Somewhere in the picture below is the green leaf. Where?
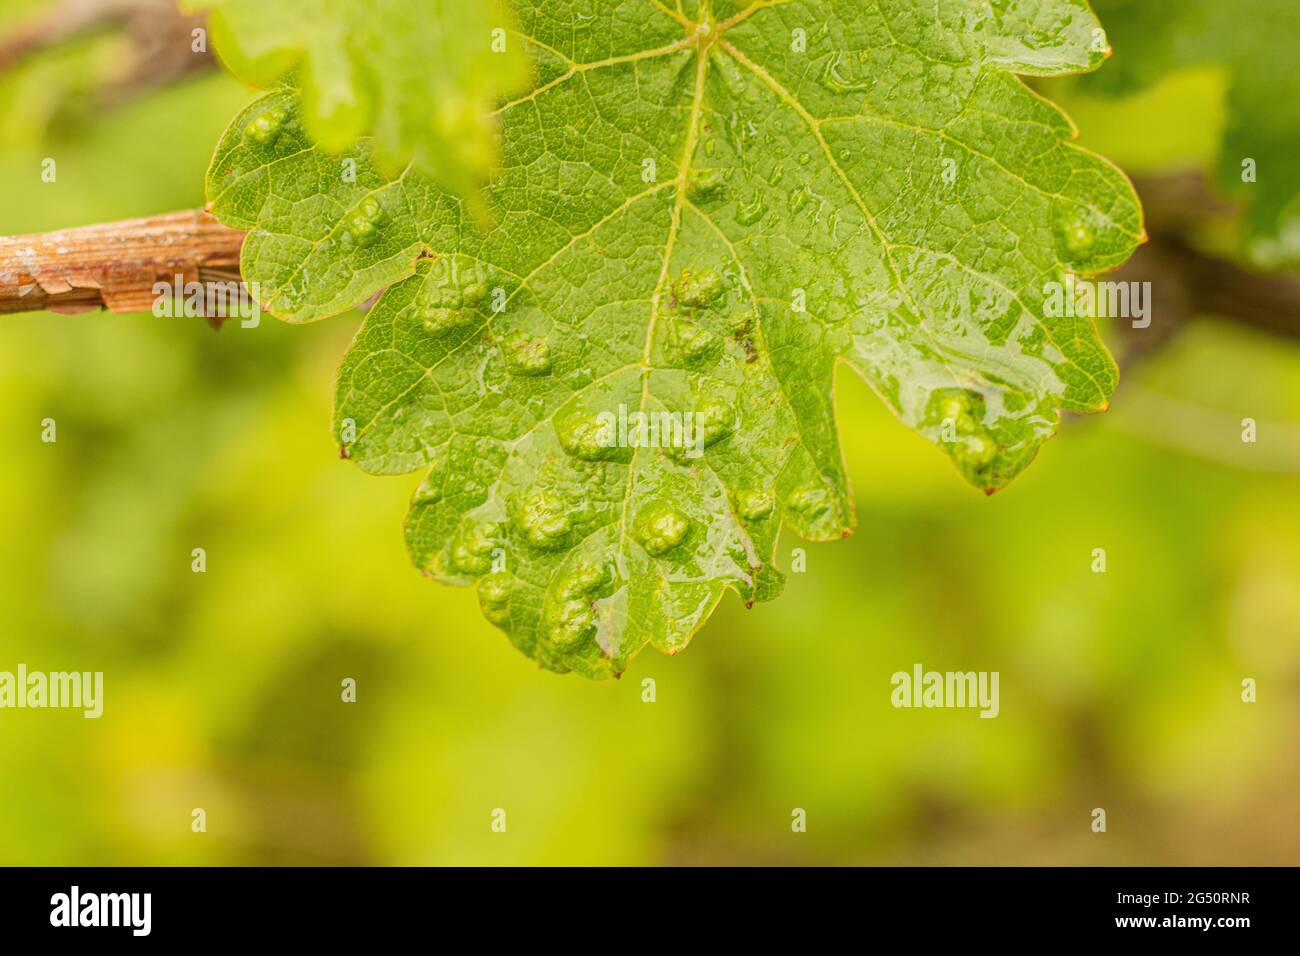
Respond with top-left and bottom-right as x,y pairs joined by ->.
206,0 -> 1142,677
189,0 -> 532,200
1088,0 -> 1300,267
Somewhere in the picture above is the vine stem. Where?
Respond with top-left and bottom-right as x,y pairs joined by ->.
1106,174 -> 1300,366
0,209 -> 245,316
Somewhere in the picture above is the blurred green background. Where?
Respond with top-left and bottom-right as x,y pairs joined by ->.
1,0 -> 1297,865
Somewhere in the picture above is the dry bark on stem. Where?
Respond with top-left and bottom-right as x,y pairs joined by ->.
0,0 -> 213,105
1116,238 -> 1300,340
0,209 -> 245,316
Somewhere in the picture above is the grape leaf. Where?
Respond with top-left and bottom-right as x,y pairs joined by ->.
1088,0 -> 1300,267
205,0 -> 1142,677
188,0 -> 532,202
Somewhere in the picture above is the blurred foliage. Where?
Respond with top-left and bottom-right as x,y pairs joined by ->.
187,0 -> 531,207
1087,0 -> 1300,267
0,0 -> 1297,865
1041,0 -> 1300,268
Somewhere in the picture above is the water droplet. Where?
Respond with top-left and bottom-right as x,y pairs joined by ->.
736,196 -> 767,226
688,168 -> 728,202
674,268 -> 725,310
818,52 -> 871,94
513,489 -> 571,551
789,186 -> 813,213
503,331 -> 553,376
634,500 -> 691,557
727,112 -> 758,152
798,153 -> 811,166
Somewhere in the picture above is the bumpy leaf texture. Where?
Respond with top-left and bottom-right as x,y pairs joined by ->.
188,0 -> 532,201
1089,0 -> 1300,267
206,0 -> 1142,677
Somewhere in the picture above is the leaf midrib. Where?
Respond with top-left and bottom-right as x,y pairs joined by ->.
613,16 -> 714,580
